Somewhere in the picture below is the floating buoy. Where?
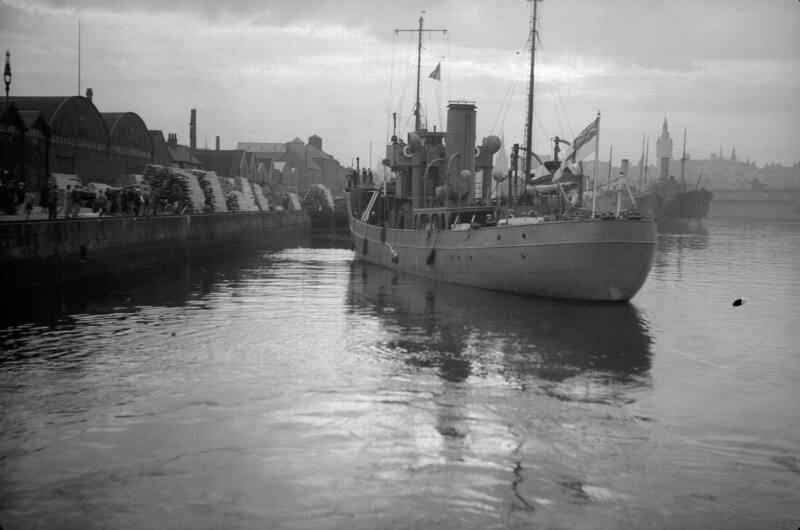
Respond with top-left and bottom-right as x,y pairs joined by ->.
732,298 -> 744,307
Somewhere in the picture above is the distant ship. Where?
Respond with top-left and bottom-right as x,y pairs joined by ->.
634,179 -> 713,229
635,127 -> 713,228
347,7 -> 657,302
593,127 -> 713,230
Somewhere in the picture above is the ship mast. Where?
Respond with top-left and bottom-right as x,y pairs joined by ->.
395,15 -> 446,132
524,0 -> 540,179
680,126 -> 687,187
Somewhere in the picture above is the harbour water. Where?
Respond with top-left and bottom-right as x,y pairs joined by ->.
1,220 -> 799,529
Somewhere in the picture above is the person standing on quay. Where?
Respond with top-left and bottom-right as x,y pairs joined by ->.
47,185 -> 59,219
70,185 -> 81,218
63,185 -> 72,218
120,188 -> 128,215
131,186 -> 142,216
23,187 -> 35,219
94,189 -> 107,217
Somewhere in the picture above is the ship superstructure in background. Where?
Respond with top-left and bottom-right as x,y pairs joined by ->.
347,6 -> 657,302
634,120 -> 713,228
592,119 -> 713,230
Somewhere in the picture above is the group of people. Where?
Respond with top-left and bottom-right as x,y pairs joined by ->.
101,186 -> 152,217
0,177 -> 36,218
0,173 -> 159,220
37,182 -> 85,219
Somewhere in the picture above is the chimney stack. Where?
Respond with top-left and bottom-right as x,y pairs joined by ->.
215,136 -> 220,151
85,88 -> 93,102
167,133 -> 177,147
189,109 -> 197,152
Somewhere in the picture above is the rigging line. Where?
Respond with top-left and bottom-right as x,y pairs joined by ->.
446,30 -> 451,118
534,111 -> 551,153
534,10 -> 575,142
557,91 -> 574,139
394,32 -> 415,124
492,54 -> 525,135
435,64 -> 444,131
491,48 -> 526,133
387,31 -> 397,144
492,17 -> 530,135
544,38 -> 574,138
533,37 -> 567,143
426,32 -> 447,131
550,82 -> 564,138
491,77 -> 517,134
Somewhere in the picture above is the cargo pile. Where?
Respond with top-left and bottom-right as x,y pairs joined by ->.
192,171 -> 218,213
302,184 -> 334,217
143,165 -> 196,212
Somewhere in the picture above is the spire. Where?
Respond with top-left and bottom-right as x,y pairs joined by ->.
656,116 -> 673,161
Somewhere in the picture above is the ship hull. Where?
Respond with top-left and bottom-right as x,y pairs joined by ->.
596,188 -> 713,230
350,216 -> 657,302
635,188 -> 713,224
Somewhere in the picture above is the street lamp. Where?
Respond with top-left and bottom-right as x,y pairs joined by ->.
3,50 -> 11,105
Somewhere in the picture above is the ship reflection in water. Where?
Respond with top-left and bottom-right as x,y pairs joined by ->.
347,263 -> 652,397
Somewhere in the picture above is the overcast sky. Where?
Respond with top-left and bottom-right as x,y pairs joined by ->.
2,0 -> 799,168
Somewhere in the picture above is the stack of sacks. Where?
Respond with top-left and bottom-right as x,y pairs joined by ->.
252,182 -> 271,210
232,177 -> 260,212
201,172 -> 228,213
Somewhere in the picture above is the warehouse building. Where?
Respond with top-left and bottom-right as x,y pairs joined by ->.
1,93 -> 154,189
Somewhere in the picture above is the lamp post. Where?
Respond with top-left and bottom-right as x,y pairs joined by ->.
3,50 -> 11,105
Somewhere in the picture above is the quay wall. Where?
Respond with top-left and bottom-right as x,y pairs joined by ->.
0,211 -> 310,290
708,189 -> 800,220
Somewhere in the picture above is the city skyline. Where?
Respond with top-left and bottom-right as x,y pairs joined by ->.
2,0 -> 798,168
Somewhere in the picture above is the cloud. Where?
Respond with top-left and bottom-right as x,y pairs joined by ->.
2,0 -> 798,166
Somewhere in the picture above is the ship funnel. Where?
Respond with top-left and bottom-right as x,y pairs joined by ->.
621,159 -> 630,180
475,135 -> 502,202
445,102 -> 476,201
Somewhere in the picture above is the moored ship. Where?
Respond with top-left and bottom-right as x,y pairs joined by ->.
347,7 -> 657,302
636,126 -> 713,228
635,180 -> 713,228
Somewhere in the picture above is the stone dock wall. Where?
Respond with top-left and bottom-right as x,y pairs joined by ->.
0,211 -> 310,290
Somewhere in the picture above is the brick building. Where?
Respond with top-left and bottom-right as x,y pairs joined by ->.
237,136 -> 346,196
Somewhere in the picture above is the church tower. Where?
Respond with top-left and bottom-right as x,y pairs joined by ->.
656,117 -> 673,180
